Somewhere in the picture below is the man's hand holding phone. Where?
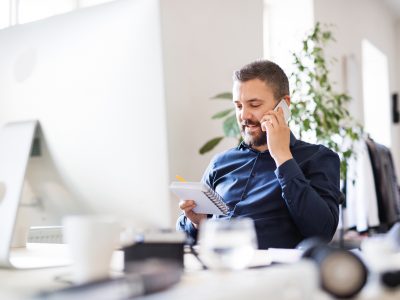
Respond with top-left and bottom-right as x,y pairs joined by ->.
260,100 -> 293,167
179,200 -> 207,229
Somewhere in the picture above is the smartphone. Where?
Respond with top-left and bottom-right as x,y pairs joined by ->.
274,99 -> 290,123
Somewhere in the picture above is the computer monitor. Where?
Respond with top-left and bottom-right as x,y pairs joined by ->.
0,0 -> 171,259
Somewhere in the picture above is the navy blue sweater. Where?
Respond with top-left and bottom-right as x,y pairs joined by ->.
177,133 -> 341,249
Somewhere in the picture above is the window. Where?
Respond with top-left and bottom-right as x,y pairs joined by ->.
0,1 -> 10,29
362,39 -> 391,147
78,0 -> 114,8
263,0 -> 314,74
18,0 -> 77,24
0,0 -> 116,27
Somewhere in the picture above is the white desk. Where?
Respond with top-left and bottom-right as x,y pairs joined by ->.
0,243 -> 123,300
1,244 -> 400,300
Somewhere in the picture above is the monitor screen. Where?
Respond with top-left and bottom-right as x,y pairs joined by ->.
0,0 -> 171,232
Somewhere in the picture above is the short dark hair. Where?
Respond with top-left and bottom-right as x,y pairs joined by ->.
233,60 -> 289,101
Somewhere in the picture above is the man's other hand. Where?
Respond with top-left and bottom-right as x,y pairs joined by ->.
179,200 -> 207,229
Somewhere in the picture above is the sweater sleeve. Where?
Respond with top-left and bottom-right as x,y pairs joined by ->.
275,147 -> 341,240
176,214 -> 199,241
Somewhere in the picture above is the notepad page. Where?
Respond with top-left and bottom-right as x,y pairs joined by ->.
170,182 -> 228,215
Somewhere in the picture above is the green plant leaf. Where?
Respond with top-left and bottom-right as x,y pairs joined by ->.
303,119 -> 311,131
288,22 -> 364,180
211,108 -> 234,119
223,115 -> 240,137
199,137 -> 224,154
211,92 -> 233,100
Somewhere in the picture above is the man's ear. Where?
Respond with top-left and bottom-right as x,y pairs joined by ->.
283,95 -> 290,107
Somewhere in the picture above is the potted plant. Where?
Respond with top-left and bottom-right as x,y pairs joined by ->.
199,22 -> 362,180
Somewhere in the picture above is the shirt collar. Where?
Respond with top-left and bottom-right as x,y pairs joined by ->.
237,131 -> 297,150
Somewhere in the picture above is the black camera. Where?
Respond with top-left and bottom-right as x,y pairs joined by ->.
298,238 -> 368,299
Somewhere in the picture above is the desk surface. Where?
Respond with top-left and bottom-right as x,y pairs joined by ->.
1,244 -> 400,300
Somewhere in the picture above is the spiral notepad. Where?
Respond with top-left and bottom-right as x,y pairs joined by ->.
170,182 -> 229,215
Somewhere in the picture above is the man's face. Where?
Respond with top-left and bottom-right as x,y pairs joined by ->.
233,79 -> 277,147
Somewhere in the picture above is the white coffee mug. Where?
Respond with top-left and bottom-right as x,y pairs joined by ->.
63,215 -> 120,284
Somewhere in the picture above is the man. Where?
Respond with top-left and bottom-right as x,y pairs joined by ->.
177,60 -> 341,249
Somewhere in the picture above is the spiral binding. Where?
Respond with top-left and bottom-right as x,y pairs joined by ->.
203,187 -> 229,215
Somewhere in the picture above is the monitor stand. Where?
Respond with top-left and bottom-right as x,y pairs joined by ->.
0,121 -> 71,269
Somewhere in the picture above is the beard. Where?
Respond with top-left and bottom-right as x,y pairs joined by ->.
240,119 -> 267,147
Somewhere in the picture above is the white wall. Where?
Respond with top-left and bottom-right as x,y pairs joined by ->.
160,0 -> 264,224
313,0 -> 400,175
397,21 -> 400,92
